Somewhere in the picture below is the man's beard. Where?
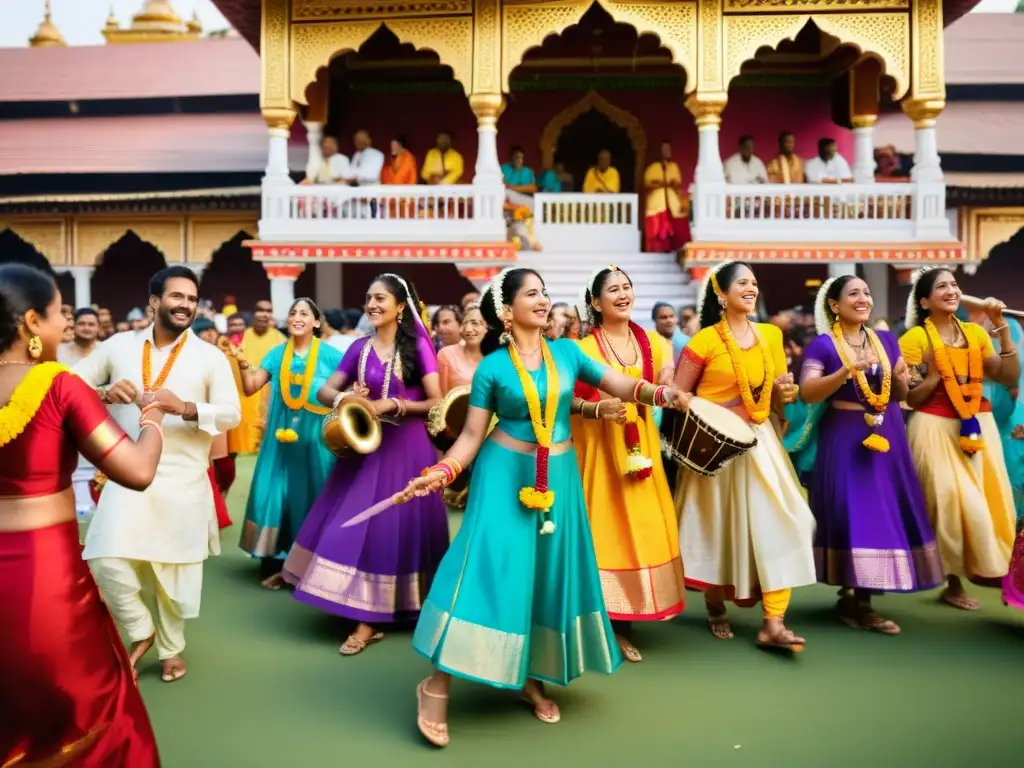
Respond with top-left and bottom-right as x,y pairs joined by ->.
157,305 -> 194,332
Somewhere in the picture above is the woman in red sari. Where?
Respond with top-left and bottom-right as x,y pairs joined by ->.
0,263 -> 167,767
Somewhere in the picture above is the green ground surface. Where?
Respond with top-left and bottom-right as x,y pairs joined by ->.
138,456 -> 1022,767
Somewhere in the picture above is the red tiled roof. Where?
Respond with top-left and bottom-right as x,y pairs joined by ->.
875,101 -> 1024,155
0,112 -> 305,175
945,13 -> 1024,85
0,37 -> 258,104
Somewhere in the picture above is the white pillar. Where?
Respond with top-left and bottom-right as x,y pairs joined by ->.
694,119 -> 725,183
265,264 -> 303,325
828,263 -> 857,279
314,262 -> 343,309
469,93 -> 505,187
851,116 -> 877,184
261,109 -> 296,189
903,101 -> 944,184
304,121 -> 324,181
861,263 -> 890,320
67,266 -> 94,309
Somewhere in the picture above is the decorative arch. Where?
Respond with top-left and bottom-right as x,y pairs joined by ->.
0,220 -> 67,265
75,220 -> 183,267
539,90 -> 647,191
290,18 -> 474,103
722,13 -> 909,98
502,0 -> 696,92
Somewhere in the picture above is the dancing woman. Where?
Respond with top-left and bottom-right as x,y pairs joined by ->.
283,274 -> 449,655
0,263 -> 167,767
398,267 -> 689,747
674,261 -> 815,651
898,268 -> 1020,610
797,276 -> 943,633
571,265 -> 685,662
234,298 -> 342,588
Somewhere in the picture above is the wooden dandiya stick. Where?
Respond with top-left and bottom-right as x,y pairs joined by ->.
341,492 -> 405,528
960,294 -> 1024,320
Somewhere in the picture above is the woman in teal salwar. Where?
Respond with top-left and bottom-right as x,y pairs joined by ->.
398,268 -> 690,747
232,298 -> 341,588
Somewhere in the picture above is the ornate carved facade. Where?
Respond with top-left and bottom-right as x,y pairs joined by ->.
262,0 -> 945,123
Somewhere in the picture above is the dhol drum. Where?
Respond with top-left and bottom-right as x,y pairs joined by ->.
662,397 -> 758,477
322,395 -> 383,459
427,386 -> 472,502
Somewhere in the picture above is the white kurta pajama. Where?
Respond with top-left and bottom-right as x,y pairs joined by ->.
76,327 -> 241,660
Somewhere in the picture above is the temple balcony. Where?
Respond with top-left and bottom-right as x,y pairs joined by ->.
689,179 -> 954,244
258,183 -> 506,243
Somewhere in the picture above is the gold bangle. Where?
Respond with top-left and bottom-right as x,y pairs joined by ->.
636,382 -> 658,406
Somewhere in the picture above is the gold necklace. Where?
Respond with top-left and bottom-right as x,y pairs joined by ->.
511,339 -> 541,357
0,360 -> 35,367
598,327 -> 639,369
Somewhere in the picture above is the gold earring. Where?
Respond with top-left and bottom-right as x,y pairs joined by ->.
28,335 -> 42,359
397,309 -> 404,323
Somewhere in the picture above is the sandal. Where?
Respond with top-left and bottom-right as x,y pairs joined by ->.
339,630 -> 384,656
129,634 -> 155,684
858,609 -> 901,635
836,597 -> 860,630
940,590 -> 980,611
520,681 -> 560,724
756,624 -> 806,653
160,658 -> 188,683
416,678 -> 449,747
260,572 -> 285,591
616,635 -> 643,663
707,610 -> 734,640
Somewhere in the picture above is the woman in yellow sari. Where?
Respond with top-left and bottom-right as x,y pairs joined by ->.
899,267 -> 1020,610
571,266 -> 684,662
674,261 -> 816,651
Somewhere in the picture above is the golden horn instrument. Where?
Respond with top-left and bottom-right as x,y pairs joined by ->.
322,395 -> 383,458
960,295 -> 1024,320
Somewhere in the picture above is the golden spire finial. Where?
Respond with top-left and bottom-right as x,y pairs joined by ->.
30,0 -> 67,48
105,5 -> 119,30
186,10 -> 203,34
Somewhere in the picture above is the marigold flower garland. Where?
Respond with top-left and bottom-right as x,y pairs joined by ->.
924,317 -> 984,454
277,337 -> 331,443
831,322 -> 892,453
593,323 -> 655,480
0,362 -> 68,449
715,320 -> 773,424
142,334 -> 187,392
508,339 -> 559,534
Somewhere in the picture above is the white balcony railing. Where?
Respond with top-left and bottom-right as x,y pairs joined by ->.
533,193 -> 641,253
258,183 -> 506,243
691,181 -> 954,243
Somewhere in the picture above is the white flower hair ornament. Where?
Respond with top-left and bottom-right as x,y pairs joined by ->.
576,265 -> 620,326
695,260 -> 735,320
814,277 -> 838,336
904,266 -> 941,328
487,266 -> 515,344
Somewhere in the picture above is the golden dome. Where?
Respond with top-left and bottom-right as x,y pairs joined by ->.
29,1 -> 66,48
130,1 -> 184,33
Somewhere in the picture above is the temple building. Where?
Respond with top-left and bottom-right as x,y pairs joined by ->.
3,1 -> 1014,323
211,0 -> 976,322
876,11 -> 1024,309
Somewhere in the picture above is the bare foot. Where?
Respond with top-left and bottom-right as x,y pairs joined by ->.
416,676 -> 450,747
521,680 -> 560,723
756,619 -> 806,652
615,634 -> 642,663
129,634 -> 155,683
160,656 -> 187,683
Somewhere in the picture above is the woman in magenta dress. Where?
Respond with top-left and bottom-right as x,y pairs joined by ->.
0,263 -> 168,767
283,273 -> 449,655
1006,531 -> 1024,611
798,275 -> 943,633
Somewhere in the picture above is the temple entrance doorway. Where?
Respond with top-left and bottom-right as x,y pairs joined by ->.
555,108 -> 636,193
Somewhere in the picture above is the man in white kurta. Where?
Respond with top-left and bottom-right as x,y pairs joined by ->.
76,300 -> 240,680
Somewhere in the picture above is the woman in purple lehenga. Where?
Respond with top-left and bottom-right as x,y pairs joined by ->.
283,273 -> 449,655
798,276 -> 944,634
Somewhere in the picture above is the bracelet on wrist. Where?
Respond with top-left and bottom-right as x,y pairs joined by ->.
990,323 -> 1008,335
